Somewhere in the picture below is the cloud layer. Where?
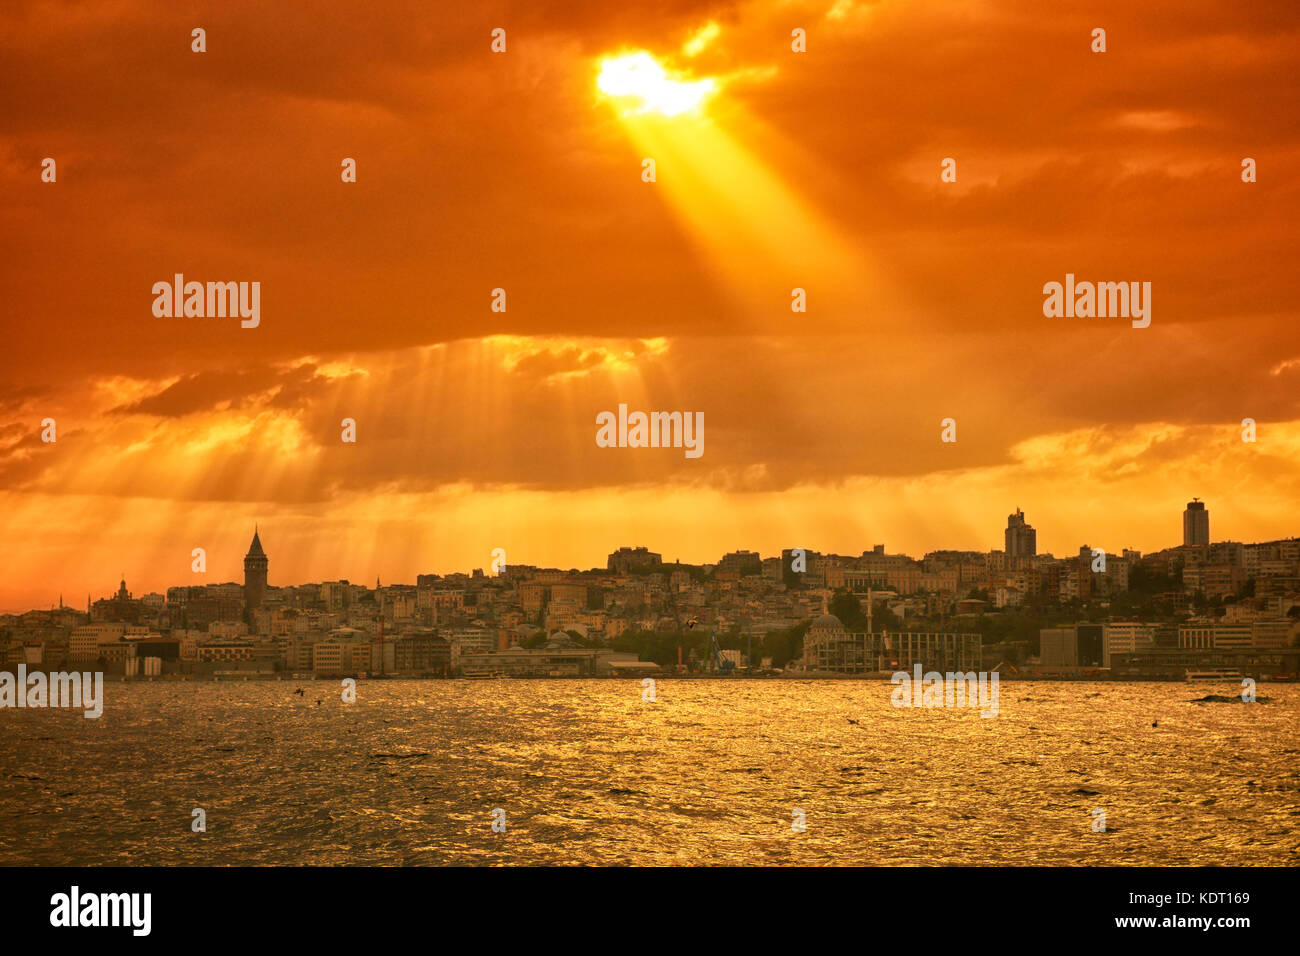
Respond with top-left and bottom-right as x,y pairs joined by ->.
1,0 -> 1297,608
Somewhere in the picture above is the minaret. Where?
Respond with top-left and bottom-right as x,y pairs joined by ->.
244,527 -> 269,614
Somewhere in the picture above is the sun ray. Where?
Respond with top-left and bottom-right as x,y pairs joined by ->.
595,48 -> 892,331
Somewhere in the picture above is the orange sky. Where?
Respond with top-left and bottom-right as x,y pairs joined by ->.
2,0 -> 1299,610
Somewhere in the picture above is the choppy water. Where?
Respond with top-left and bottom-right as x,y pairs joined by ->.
1,679 -> 1297,865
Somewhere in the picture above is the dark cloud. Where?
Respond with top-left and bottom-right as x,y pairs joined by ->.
0,0 -> 1295,531
110,363 -> 337,417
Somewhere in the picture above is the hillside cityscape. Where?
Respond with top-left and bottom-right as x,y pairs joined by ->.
4,500 -> 1299,682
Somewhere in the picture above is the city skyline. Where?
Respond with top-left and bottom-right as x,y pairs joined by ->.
13,513 -> 1296,686
9,497 -> 1298,614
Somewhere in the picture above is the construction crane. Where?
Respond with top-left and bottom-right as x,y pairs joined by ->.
689,618 -> 734,675
711,632 -> 735,674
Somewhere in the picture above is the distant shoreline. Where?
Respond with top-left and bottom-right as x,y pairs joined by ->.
2,670 -> 1288,684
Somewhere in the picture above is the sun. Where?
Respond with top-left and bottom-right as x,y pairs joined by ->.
596,51 -> 716,117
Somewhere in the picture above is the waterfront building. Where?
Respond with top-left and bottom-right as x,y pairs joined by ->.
1038,625 -> 1104,668
884,631 -> 982,672
800,613 -> 872,673
795,614 -> 982,675
1102,622 -> 1157,667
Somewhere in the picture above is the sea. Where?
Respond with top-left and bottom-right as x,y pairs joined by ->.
1,679 -> 1297,865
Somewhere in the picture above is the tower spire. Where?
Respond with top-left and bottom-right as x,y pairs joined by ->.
244,526 -> 269,617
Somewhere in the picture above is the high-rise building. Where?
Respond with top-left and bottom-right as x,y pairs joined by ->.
1005,508 -> 1037,559
1183,498 -> 1209,547
244,528 -> 268,613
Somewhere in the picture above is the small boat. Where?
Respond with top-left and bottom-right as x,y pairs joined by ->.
461,669 -> 499,679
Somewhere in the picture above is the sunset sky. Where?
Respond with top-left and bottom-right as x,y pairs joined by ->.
2,0 -> 1299,611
